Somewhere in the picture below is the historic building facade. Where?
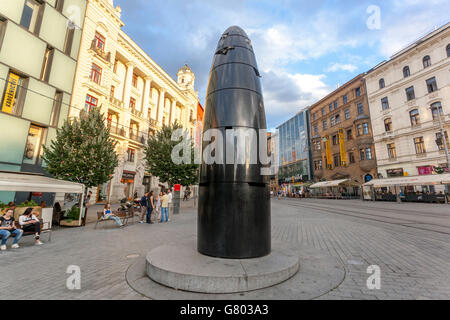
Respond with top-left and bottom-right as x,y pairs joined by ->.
70,0 -> 200,203
277,110 -> 312,191
365,23 -> 450,178
0,0 -> 86,204
309,74 -> 377,184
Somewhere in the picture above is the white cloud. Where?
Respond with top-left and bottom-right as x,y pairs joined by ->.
326,63 -> 358,72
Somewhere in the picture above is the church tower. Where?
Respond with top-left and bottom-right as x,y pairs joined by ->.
177,64 -> 195,91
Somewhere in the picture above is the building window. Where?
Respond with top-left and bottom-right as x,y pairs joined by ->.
329,103 -> 333,112
447,44 -> 450,57
322,120 -> 327,130
379,78 -> 385,89
355,87 -> 361,97
50,91 -> 63,127
431,102 -> 443,121
414,137 -> 426,154
334,154 -> 341,167
344,108 -> 350,120
90,63 -> 102,84
333,100 -> 338,109
330,116 -> 335,127
20,0 -> 41,33
426,77 -> 438,93
129,97 -> 136,110
405,86 -> 415,101
23,124 -> 45,165
335,114 -> 340,124
321,108 -> 325,116
360,148 -> 372,160
312,112 -> 317,121
362,122 -> 369,135
343,95 -> 348,104
436,132 -> 449,151
40,46 -> 54,82
132,74 -> 138,87
409,109 -> 420,126
110,86 -> 115,98
127,148 -> 135,162
403,66 -> 410,78
381,97 -> 389,110
356,124 -> 362,136
347,129 -> 353,140
357,103 -> 364,115
313,124 -> 319,135
313,141 -> 321,151
85,95 -> 97,112
332,135 -> 338,145
387,143 -> 397,159
423,55 -> 431,68
64,26 -> 75,55
94,32 -> 106,50
384,118 -> 392,132
349,152 -> 355,164
1,72 -> 26,116
55,0 -> 65,12
314,160 -> 323,170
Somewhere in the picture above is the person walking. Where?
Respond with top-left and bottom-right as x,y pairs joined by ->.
19,208 -> 43,245
146,191 -> 155,224
0,208 -> 23,250
160,191 -> 169,223
139,192 -> 149,224
167,188 -> 173,222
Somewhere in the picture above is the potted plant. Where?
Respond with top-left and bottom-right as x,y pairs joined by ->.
60,206 -> 84,227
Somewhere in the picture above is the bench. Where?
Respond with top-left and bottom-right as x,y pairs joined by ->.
0,220 -> 52,242
95,211 -> 126,229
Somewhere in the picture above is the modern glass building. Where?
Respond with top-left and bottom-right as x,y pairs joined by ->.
277,109 -> 313,185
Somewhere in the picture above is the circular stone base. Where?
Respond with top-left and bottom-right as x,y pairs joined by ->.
146,241 -> 300,294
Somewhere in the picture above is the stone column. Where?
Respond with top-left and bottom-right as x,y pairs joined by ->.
157,88 -> 166,126
123,62 -> 135,136
170,99 -> 177,124
142,76 -> 152,117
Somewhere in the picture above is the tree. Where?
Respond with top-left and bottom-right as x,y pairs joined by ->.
42,108 -> 119,191
144,121 -> 199,187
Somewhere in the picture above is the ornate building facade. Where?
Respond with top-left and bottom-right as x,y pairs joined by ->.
365,23 -> 450,179
70,0 -> 200,203
309,74 -> 377,184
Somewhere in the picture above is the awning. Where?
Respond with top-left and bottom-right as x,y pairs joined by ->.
0,171 -> 84,193
363,173 -> 450,188
310,179 -> 352,188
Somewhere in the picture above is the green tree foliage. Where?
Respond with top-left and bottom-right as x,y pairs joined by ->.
144,121 -> 199,187
42,109 -> 118,189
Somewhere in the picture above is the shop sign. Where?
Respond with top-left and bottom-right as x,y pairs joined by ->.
2,73 -> 20,114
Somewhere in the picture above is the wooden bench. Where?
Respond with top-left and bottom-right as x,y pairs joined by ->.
95,211 -> 125,229
0,220 -> 52,242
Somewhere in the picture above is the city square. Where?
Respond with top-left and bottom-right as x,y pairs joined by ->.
0,0 -> 449,307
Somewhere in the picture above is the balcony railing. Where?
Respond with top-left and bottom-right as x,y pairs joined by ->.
148,118 -> 158,128
129,132 -> 146,144
109,96 -> 124,109
90,39 -> 111,62
108,125 -> 125,137
131,108 -> 144,118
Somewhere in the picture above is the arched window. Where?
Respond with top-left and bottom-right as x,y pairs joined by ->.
379,78 -> 385,89
423,55 -> 431,68
409,109 -> 420,126
384,118 -> 392,132
403,66 -> 410,78
431,102 -> 443,121
447,44 -> 450,57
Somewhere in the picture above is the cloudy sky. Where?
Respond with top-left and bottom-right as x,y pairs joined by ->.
114,0 -> 449,130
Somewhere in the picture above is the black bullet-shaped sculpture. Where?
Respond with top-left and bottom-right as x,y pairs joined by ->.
198,26 -> 271,259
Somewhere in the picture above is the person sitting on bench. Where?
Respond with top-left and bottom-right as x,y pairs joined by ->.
0,208 -> 23,251
19,208 -> 43,246
103,203 -> 124,228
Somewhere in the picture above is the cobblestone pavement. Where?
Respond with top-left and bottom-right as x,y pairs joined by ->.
0,198 -> 449,300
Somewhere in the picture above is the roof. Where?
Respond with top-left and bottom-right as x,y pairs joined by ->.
178,64 -> 192,73
363,174 -> 450,187
0,171 -> 84,194
310,179 -> 359,188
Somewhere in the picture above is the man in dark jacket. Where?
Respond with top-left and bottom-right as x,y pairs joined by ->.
139,193 -> 149,224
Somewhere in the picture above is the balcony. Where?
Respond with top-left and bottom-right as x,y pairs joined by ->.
109,96 -> 124,109
148,118 -> 159,128
356,136 -> 374,147
131,108 -> 144,119
129,133 -> 146,144
90,40 -> 111,63
108,125 -> 125,138
359,159 -> 376,172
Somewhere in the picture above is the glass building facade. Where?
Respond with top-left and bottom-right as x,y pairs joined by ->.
277,110 -> 313,182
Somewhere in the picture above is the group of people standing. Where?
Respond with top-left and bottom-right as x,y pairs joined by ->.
139,189 -> 172,224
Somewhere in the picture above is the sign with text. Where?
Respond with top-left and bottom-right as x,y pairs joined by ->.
2,72 -> 20,114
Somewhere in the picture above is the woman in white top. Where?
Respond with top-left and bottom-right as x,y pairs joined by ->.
155,192 -> 162,221
19,207 -> 43,245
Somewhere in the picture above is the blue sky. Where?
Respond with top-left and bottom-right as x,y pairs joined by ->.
114,0 -> 449,130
